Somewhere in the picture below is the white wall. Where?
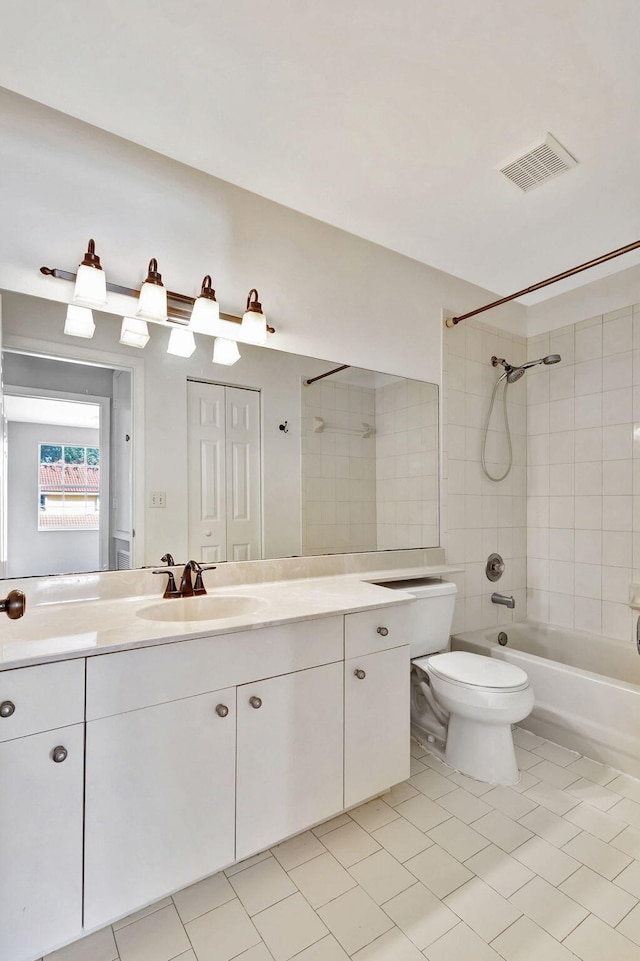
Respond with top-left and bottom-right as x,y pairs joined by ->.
7,421 -> 99,576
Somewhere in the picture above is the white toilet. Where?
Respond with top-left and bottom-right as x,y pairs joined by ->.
388,578 -> 534,785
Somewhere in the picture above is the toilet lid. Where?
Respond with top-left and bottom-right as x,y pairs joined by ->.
418,651 -> 529,691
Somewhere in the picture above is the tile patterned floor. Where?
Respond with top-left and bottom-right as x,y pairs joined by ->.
44,730 -> 640,961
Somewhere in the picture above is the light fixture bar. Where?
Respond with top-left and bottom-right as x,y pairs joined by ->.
40,266 -> 276,332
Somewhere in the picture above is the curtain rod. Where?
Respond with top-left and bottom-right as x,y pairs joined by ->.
304,364 -> 350,385
445,239 -> 640,327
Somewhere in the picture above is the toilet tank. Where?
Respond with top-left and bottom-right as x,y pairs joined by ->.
378,578 -> 458,658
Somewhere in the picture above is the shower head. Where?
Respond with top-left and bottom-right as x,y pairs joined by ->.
506,367 -> 526,383
543,354 -> 561,364
492,353 -> 562,383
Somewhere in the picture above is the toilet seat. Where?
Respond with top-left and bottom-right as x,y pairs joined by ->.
412,651 -> 529,693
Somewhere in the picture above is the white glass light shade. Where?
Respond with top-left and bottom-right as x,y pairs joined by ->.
136,281 -> 167,322
213,337 -> 241,366
64,304 -> 95,338
120,316 -> 150,349
73,263 -> 107,308
167,327 -> 196,357
240,307 -> 268,345
189,294 -> 221,334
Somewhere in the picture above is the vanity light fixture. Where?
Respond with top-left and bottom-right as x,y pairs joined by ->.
240,289 -> 268,345
73,239 -> 107,308
212,337 -> 241,366
64,304 -> 95,338
167,327 -> 196,358
120,316 -> 150,349
189,275 -> 220,333
136,259 -> 167,322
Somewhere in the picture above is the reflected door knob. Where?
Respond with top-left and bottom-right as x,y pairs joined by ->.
249,696 -> 262,709
377,626 -> 389,636
215,704 -> 229,717
51,746 -> 68,763
354,669 -> 366,680
204,531 -> 212,537
0,700 -> 15,718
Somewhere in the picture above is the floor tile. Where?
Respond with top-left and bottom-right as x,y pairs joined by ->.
610,799 -> 640,832
434,787 -> 492,824
532,742 -> 580,767
443,876 -> 522,942
225,851 -> 272,878
410,738 -> 428,758
564,913 -> 640,961
114,904 -> 190,961
524,781 -> 580,816
410,757 -> 428,776
312,813 -> 352,837
565,757 -> 619,786
348,798 -> 400,833
423,920 -> 502,961
510,770 -> 542,794
447,770 -> 495,796
271,831 -> 326,872
173,952 -> 197,961
465,844 -> 534,898
615,861 -> 640,899
287,935 -> 349,960
528,759 -> 581,790
512,729 -> 546,751
384,782 -> 419,807
421,754 -> 455,777
349,849 -> 416,904
317,887 -> 393,955
491,915 -> 578,961
288,852 -> 356,909
560,866 -> 637,926
254,893 -> 328,961
514,746 -> 542,771
567,778 -> 622,812
512,835 -> 581,885
519,807 -> 581,848
232,946 -> 273,961
320,820 -> 381,867
382,883 -> 458,950
473,810 -> 534,853
408,768 -> 457,800
173,873 -> 235,924
565,802 -> 627,843
371,816 -> 433,862
428,816 -> 490,861
44,927 -> 119,961
617,903 -> 640,948
394,794 -> 451,832
404,845 -> 473,899
482,786 -> 538,820
563,831 -> 633,880
612,828 -> 640,860
113,898 -> 173,932
186,899 -> 261,961
509,876 -> 588,940
351,926 -> 426,960
229,857 -> 297,916
608,776 -> 640,805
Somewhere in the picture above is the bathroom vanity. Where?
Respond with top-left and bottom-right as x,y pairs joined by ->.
0,564 -> 459,961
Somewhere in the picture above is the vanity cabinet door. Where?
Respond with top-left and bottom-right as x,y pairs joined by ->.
84,688 -> 236,930
344,645 -> 410,808
236,662 -> 344,860
0,724 -> 84,961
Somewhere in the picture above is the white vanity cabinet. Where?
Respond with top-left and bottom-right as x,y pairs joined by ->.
236,661 -> 344,860
0,661 -> 85,961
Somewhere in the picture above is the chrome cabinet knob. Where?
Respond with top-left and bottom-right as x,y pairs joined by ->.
216,704 -> 229,717
0,700 -> 15,718
51,745 -> 68,763
354,669 -> 366,680
249,696 -> 262,709
377,626 -> 389,636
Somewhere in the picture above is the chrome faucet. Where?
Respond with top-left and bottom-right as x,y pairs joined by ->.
154,559 -> 217,598
491,592 -> 515,609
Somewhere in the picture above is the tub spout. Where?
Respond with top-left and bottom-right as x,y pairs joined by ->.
492,592 -> 515,609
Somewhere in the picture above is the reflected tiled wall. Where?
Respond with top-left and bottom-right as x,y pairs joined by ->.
442,319 -> 528,633
526,304 -> 639,640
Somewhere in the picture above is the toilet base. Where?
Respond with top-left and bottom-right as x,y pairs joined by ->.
445,714 -> 519,785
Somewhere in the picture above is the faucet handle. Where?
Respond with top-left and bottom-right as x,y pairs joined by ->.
153,569 -> 179,598
193,564 -> 217,595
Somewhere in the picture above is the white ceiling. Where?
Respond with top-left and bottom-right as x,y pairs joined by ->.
1,0 -> 639,303
4,395 -> 100,429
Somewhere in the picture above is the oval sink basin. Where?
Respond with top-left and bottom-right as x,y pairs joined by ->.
137,595 -> 267,623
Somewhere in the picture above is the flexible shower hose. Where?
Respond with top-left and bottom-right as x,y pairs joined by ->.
481,372 -> 512,482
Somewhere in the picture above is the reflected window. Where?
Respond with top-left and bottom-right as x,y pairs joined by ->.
38,444 -> 100,530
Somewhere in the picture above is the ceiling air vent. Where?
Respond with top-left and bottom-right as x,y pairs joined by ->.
498,133 -> 578,193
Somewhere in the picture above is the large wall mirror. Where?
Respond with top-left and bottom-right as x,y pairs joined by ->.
0,290 -> 439,578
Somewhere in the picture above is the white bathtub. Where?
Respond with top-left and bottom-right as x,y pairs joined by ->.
452,620 -> 640,779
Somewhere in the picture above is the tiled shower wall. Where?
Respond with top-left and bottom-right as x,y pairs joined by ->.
442,319 -> 528,633
526,304 -> 640,641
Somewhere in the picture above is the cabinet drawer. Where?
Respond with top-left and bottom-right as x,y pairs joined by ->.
0,660 -> 85,743
87,616 -> 343,719
344,604 -> 415,658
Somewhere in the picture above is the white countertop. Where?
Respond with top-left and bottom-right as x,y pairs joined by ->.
0,565 -> 462,670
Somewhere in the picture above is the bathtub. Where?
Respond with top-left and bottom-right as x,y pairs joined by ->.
452,620 -> 640,780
